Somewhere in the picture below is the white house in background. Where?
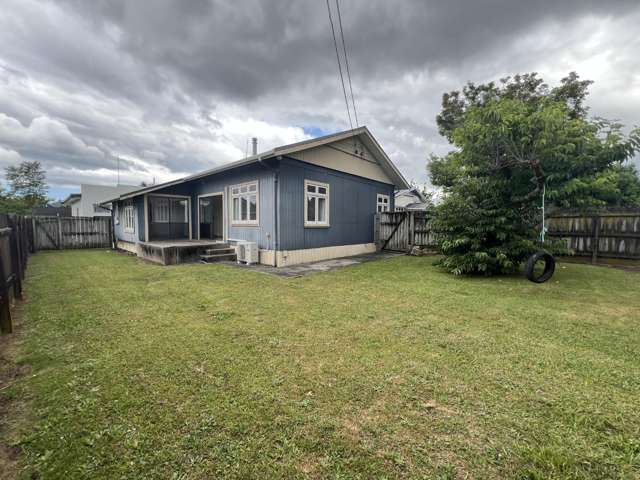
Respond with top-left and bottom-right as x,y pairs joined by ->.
394,187 -> 430,211
61,193 -> 81,216
62,184 -> 140,217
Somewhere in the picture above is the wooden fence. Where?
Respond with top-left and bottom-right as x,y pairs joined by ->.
0,214 -> 34,334
546,209 -> 640,262
2,214 -> 113,334
32,216 -> 112,250
376,208 -> 640,262
375,211 -> 435,252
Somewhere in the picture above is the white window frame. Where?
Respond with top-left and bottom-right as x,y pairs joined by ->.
123,205 -> 135,233
197,192 -> 226,241
377,194 -> 390,213
150,197 -> 170,223
230,181 -> 259,226
304,180 -> 330,228
146,194 -> 192,239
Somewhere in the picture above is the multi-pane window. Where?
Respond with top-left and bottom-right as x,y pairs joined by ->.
377,194 -> 390,213
151,197 -> 170,223
231,181 -> 258,224
123,205 -> 135,233
305,180 -> 329,227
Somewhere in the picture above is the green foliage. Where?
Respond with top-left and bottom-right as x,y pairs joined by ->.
430,72 -> 640,275
1,160 -> 49,213
436,72 -> 593,142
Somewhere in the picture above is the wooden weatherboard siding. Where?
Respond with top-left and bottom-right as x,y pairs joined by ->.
142,163 -> 277,250
112,158 -> 397,255
277,157 -> 395,251
547,209 -> 640,261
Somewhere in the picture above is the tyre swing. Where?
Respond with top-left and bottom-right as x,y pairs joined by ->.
525,183 -> 556,283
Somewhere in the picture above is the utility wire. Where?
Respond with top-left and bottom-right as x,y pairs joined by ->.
326,0 -> 353,131
335,0 -> 358,128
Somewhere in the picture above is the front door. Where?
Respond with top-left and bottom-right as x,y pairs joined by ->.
199,195 -> 223,240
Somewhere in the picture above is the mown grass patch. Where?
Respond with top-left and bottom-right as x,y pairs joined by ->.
2,250 -> 639,479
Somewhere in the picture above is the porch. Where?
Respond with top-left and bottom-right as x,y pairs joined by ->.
137,239 -> 232,265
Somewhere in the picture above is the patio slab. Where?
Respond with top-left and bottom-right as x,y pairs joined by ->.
223,251 -> 405,277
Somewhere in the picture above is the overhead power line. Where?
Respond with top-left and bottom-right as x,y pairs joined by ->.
335,0 -> 358,128
326,0 -> 353,131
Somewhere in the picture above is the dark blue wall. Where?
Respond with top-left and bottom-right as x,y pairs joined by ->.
113,157 -> 396,252
149,163 -> 277,249
277,157 -> 395,250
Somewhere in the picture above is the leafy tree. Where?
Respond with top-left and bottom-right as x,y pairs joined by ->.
2,161 -> 49,214
429,73 -> 640,275
436,72 -> 593,142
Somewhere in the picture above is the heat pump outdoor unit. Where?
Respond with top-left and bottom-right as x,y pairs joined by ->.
236,242 -> 259,265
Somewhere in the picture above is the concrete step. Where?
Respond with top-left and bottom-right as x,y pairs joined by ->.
204,247 -> 235,255
200,253 -> 237,263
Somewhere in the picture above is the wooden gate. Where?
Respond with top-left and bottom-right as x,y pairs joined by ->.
33,216 -> 112,250
375,211 -> 434,252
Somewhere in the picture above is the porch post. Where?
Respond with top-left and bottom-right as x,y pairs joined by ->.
143,194 -> 149,242
188,196 -> 193,240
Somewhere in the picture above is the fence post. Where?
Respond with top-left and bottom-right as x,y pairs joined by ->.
591,216 -> 600,264
109,216 -> 115,249
408,212 -> 415,249
0,249 -> 12,334
31,216 -> 37,252
374,213 -> 381,251
57,215 -> 63,250
8,218 -> 22,300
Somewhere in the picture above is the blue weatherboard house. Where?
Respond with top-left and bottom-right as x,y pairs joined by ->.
106,127 -> 409,266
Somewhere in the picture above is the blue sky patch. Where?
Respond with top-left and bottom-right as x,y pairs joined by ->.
302,126 -> 333,138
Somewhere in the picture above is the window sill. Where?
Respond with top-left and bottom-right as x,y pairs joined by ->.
231,222 -> 259,227
304,223 -> 330,228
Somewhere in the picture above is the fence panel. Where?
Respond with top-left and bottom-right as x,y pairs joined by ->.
0,214 -> 32,334
33,216 -> 112,250
546,209 -> 640,261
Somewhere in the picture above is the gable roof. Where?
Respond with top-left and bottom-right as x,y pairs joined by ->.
395,187 -> 427,203
105,126 -> 409,203
61,193 -> 81,205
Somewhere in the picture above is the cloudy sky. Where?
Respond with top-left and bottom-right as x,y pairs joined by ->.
1,0 -> 639,199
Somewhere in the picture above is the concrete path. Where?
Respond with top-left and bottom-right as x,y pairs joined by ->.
226,252 -> 404,277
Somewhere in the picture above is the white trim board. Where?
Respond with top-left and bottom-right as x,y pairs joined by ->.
196,192 -> 225,241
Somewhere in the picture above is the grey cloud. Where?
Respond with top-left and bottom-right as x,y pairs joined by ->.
55,0 -> 639,101
0,0 -> 639,193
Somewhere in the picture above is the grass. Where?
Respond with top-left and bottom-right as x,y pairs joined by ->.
1,249 -> 640,479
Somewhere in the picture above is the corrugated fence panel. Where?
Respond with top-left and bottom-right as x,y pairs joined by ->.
33,216 -> 112,250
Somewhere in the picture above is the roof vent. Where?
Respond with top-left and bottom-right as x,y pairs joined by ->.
251,137 -> 258,156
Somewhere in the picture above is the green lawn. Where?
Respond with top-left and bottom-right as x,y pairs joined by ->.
3,250 -> 640,479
